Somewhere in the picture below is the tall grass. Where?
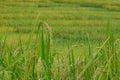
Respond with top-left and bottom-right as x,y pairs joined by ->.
0,22 -> 119,80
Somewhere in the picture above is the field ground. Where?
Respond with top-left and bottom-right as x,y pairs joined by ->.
0,1 -> 120,45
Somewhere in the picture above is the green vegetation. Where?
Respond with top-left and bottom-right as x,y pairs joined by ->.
0,22 -> 120,80
0,0 -> 120,80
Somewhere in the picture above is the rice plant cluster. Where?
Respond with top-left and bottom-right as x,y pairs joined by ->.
0,22 -> 119,80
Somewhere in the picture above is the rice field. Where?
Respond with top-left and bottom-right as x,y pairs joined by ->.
0,0 -> 120,80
